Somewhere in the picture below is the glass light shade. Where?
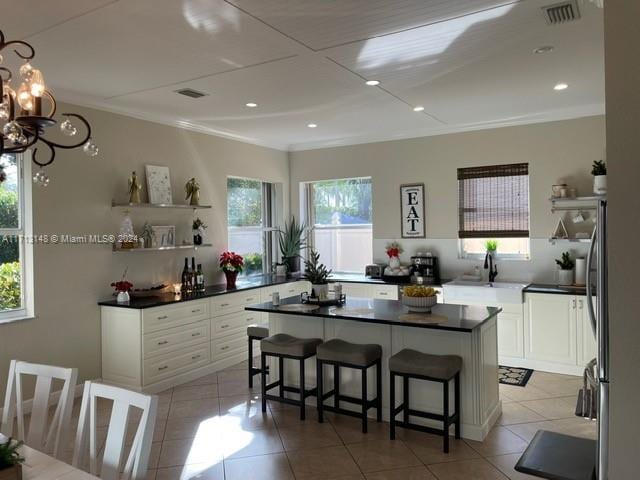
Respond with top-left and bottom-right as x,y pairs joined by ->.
0,103 -> 8,120
16,82 -> 33,111
19,62 -> 34,79
29,69 -> 45,97
83,139 -> 99,157
3,84 -> 15,98
60,119 -> 77,136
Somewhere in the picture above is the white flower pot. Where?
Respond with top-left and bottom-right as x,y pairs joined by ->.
116,291 -> 130,303
593,175 -> 607,194
388,256 -> 401,270
558,269 -> 574,286
312,284 -> 329,299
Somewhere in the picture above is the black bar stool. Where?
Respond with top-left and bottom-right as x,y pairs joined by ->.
260,333 -> 323,420
316,339 -> 383,433
389,349 -> 462,453
247,325 -> 269,388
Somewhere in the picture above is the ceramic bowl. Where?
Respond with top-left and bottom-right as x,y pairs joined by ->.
401,294 -> 437,313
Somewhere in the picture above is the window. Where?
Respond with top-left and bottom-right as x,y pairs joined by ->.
303,177 -> 372,273
457,163 -> 530,259
227,177 -> 276,275
0,153 -> 33,323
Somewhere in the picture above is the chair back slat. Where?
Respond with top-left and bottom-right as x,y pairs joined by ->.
1,360 -> 77,459
73,381 -> 158,480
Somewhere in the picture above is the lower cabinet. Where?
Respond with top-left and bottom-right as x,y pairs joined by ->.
339,282 -> 400,300
497,305 -> 525,360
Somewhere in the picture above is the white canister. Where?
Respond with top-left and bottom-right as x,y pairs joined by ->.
271,292 -> 280,306
575,258 -> 587,286
593,175 -> 607,194
333,283 -> 343,300
558,269 -> 574,286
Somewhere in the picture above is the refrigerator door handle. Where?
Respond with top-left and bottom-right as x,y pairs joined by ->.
586,224 -> 597,337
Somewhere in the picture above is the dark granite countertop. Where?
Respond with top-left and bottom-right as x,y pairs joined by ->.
524,283 -> 593,296
245,296 -> 501,332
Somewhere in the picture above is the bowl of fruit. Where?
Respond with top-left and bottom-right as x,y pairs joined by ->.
402,285 -> 438,313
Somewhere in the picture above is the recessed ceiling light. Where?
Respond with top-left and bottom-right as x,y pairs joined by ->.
554,82 -> 569,91
365,80 -> 380,86
307,123 -> 317,128
413,106 -> 425,112
245,102 -> 258,107
534,45 -> 554,54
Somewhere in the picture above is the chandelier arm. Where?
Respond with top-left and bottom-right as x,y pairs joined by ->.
2,128 -> 41,155
32,140 -> 56,168
43,90 -> 57,117
40,113 -> 92,149
0,39 -> 36,61
0,67 -> 11,83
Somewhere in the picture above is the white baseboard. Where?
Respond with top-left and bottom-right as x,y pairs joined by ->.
499,356 -> 583,376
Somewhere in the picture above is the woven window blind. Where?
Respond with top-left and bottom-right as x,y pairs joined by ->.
458,163 -> 529,238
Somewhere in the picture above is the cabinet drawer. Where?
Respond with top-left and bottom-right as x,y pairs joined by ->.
144,320 -> 209,359
372,284 -> 399,300
340,283 -> 372,298
213,310 -> 263,337
143,344 -> 210,385
142,300 -> 209,333
211,291 -> 261,316
212,332 -> 247,361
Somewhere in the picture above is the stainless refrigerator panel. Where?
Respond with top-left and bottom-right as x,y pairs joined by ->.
598,381 -> 609,480
597,200 -> 609,381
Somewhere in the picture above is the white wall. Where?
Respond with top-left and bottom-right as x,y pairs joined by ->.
290,116 -> 605,282
604,1 -> 640,477
0,103 -> 289,399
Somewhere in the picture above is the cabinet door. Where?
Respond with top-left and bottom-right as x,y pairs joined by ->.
497,311 -> 524,359
524,293 -> 577,365
577,296 -> 598,366
341,283 -> 374,298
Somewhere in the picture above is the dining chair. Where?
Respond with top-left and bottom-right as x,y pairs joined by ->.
72,381 -> 158,480
1,360 -> 78,459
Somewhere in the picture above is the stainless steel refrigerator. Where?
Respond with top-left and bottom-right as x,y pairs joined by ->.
586,197 -> 608,480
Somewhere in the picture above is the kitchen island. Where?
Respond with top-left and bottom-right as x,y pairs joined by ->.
246,297 -> 502,441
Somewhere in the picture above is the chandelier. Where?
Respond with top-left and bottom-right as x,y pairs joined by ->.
0,29 -> 98,185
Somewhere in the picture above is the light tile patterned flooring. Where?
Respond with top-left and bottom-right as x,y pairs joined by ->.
72,361 -> 597,479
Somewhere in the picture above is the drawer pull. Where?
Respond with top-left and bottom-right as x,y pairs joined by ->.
220,303 -> 230,307
221,346 -> 229,351
157,340 -> 169,345
379,292 -> 388,296
246,298 -> 255,302
158,366 -> 168,371
191,309 -> 201,313
191,332 -> 201,337
191,354 -> 201,360
220,324 -> 229,329
157,315 -> 169,320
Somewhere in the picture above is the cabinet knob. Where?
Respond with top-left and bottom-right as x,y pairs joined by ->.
157,315 -> 169,320
191,332 -> 201,337
221,324 -> 229,329
191,355 -> 201,360
191,309 -> 201,313
221,303 -> 229,307
158,366 -> 168,371
572,299 -> 577,309
157,340 -> 169,345
578,299 -> 584,309
221,346 -> 229,351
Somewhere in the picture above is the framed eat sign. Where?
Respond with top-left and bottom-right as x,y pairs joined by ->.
400,183 -> 426,238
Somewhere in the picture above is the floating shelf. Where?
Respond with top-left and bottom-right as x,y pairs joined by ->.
548,238 -> 591,244
549,196 -> 604,212
111,201 -> 212,210
112,243 -> 213,253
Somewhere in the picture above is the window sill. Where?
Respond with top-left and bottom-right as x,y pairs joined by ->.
0,315 -> 37,326
459,254 -> 531,262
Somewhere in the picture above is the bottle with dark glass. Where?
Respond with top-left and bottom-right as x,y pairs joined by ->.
190,257 -> 197,292
181,257 -> 189,293
196,264 -> 204,292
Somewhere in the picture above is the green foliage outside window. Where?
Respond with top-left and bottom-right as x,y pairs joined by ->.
228,177 -> 263,227
312,178 -> 372,225
0,262 -> 21,310
0,188 -> 19,264
243,252 -> 263,274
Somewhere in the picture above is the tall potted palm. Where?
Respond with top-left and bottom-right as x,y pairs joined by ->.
278,217 -> 308,274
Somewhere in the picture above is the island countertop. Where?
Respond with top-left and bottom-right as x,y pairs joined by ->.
245,296 -> 501,332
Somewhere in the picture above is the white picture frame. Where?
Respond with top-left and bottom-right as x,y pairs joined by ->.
151,225 -> 175,248
400,183 -> 426,238
145,165 -> 172,205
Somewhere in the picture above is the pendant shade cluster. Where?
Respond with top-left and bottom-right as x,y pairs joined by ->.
0,29 -> 98,185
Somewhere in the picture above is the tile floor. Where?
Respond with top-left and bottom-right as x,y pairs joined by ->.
70,360 -> 597,479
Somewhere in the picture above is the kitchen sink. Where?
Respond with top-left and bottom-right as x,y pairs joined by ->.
443,279 -> 529,305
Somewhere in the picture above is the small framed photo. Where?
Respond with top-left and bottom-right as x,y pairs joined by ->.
145,165 -> 173,205
400,183 -> 426,238
151,225 -> 175,248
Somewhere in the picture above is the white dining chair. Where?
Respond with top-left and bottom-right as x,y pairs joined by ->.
72,381 -> 158,480
1,359 -> 78,459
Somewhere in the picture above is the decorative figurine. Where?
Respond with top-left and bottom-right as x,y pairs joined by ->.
128,171 -> 142,204
185,177 -> 200,206
141,221 -> 154,248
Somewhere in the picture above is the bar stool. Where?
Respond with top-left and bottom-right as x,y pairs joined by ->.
261,333 -> 323,420
389,349 -> 462,453
316,339 -> 383,433
247,325 -> 269,388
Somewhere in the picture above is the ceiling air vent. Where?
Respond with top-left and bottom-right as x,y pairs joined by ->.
542,1 -> 581,25
174,88 -> 208,99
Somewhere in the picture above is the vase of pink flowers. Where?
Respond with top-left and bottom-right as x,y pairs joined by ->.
219,251 -> 244,289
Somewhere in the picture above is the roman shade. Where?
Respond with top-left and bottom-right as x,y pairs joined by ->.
457,163 -> 529,238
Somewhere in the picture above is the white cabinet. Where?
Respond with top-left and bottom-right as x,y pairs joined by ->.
497,304 -> 524,359
577,296 -> 598,366
338,282 -> 399,300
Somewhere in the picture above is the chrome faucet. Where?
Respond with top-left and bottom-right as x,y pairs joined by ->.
484,251 -> 498,283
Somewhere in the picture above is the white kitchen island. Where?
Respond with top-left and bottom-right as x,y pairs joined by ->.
246,297 -> 502,441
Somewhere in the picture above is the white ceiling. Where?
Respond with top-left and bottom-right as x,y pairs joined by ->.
2,0 -> 604,151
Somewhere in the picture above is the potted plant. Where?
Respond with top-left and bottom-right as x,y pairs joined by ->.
0,438 -> 25,480
192,218 -> 207,246
278,217 -> 307,274
219,251 -> 244,289
385,241 -> 404,270
111,268 -> 133,303
556,251 -> 575,286
304,250 -> 332,299
485,239 -> 498,254
592,160 -> 607,194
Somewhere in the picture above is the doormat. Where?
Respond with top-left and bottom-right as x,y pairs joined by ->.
499,365 -> 534,387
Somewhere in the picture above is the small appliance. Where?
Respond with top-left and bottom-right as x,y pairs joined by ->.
410,254 -> 440,285
365,264 -> 384,279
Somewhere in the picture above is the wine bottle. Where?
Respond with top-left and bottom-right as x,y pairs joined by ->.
191,257 -> 197,292
196,264 -> 204,292
181,258 -> 189,293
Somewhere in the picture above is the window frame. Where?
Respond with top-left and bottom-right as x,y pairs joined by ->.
0,151 -> 34,324
458,238 -> 531,261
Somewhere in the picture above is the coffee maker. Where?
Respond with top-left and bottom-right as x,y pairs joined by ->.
410,254 -> 440,285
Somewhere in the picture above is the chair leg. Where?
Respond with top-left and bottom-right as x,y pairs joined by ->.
443,379 -> 450,453
317,360 -> 324,423
389,372 -> 396,440
403,375 -> 409,425
334,364 -> 340,410
376,359 -> 382,422
299,358 -> 306,421
361,367 -> 368,434
248,337 -> 254,388
261,353 -> 267,413
279,357 -> 284,399
454,372 -> 461,439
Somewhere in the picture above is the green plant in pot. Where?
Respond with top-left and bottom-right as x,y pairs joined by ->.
484,239 -> 498,253
278,216 -> 307,274
304,249 -> 332,299
0,437 -> 25,480
591,160 -> 607,194
556,251 -> 575,286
